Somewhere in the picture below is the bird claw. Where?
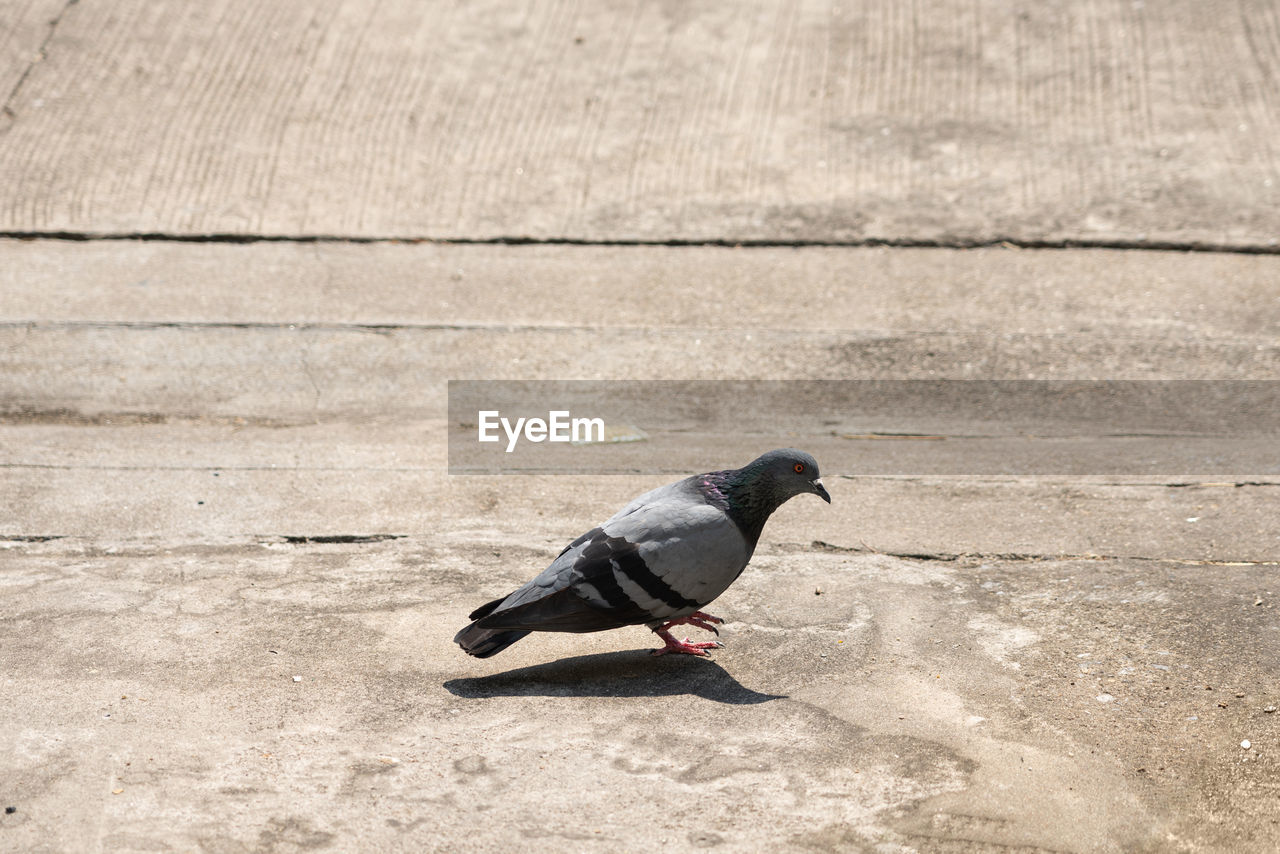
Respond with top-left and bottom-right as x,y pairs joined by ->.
650,637 -> 724,657
651,625 -> 725,656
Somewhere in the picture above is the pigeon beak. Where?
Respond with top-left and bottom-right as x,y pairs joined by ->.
812,478 -> 831,503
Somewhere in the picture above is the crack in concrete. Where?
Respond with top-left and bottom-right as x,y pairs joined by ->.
10,322 -> 1277,352
1,461 -> 1276,487
2,229 -> 1280,256
809,540 -> 1280,567
1163,480 -> 1280,488
272,534 -> 405,544
0,0 -> 79,132
0,463 -> 437,471
3,534 -> 1275,567
296,341 -> 323,425
832,476 -> 1280,488
0,408 -> 305,427
0,320 -> 549,333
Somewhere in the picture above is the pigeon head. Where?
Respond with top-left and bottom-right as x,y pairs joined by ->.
704,448 -> 830,548
739,448 -> 831,506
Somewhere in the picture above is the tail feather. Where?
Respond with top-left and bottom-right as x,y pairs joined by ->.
468,595 -> 508,621
454,623 -> 531,658
456,586 -> 637,658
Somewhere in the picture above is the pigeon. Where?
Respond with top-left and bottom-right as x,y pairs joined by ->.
454,448 -> 830,658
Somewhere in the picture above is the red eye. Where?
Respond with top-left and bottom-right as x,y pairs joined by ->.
794,463 -> 805,473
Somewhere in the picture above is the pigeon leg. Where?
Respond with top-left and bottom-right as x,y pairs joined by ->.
650,626 -> 724,657
655,611 -> 725,636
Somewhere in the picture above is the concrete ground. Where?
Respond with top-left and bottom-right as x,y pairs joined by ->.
3,2 -> 1280,852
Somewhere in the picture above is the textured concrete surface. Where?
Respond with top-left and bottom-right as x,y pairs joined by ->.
3,0 -> 1280,851
2,0 -> 1280,243
3,241 -> 1280,852
4,533 -> 1279,853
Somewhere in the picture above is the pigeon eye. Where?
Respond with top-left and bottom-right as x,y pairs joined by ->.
793,463 -> 805,473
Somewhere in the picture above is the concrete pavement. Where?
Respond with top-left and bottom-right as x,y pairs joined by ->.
3,1 -> 1280,851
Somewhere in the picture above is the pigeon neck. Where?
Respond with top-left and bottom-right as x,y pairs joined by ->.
701,467 -> 782,549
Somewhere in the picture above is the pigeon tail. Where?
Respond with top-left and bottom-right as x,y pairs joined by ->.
454,623 -> 531,658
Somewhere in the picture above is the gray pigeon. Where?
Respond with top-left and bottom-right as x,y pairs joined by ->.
454,449 -> 830,658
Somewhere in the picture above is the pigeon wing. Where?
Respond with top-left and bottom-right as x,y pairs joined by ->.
468,527 -> 649,633
595,489 -> 750,624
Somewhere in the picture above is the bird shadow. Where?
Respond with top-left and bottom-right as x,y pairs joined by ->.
443,650 -> 786,705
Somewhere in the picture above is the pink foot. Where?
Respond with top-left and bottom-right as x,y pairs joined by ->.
650,614 -> 727,657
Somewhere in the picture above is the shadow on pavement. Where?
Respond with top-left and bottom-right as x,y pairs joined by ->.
443,650 -> 785,705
